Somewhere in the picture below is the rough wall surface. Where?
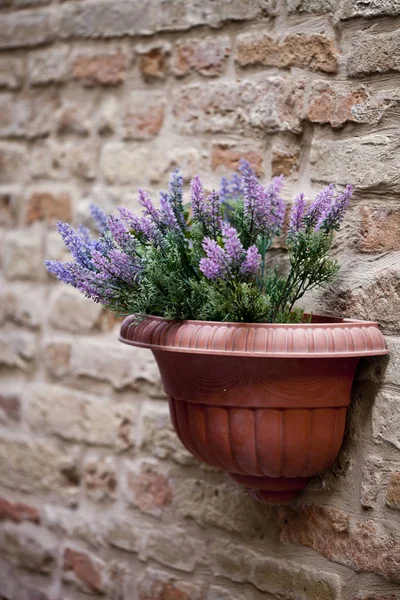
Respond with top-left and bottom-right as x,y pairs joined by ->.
0,0 -> 400,598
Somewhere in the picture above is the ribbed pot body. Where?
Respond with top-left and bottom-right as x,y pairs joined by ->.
154,351 -> 358,503
119,314 -> 388,503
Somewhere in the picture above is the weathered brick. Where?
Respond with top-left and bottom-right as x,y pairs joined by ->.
63,547 -> 106,594
236,32 -> 338,73
208,586 -> 249,600
358,205 -> 400,252
56,93 -> 94,136
2,231 -> 43,281
0,392 -> 21,423
0,559 -> 51,600
140,401 -> 195,466
0,436 -> 80,500
0,190 -> 18,226
0,57 -> 24,90
0,144 -> 27,183
27,383 -> 137,449
84,455 -> 117,503
307,82 -> 376,128
373,390 -> 400,451
0,90 -> 57,139
138,45 -> 169,81
13,0 -> 51,6
271,148 -> 300,177
71,52 -> 130,86
2,285 -> 45,330
125,461 -> 172,517
173,37 -> 230,77
211,143 -> 264,176
43,505 -> 105,550
310,134 -> 400,189
210,539 -> 341,599
386,471 -> 400,510
360,457 -> 393,509
348,32 -> 400,77
339,0 -> 400,19
173,78 -> 306,135
48,288 -> 103,333
27,46 -> 69,86
25,191 -> 72,225
287,0 -> 335,12
148,147 -> 201,185
0,328 -> 36,370
0,497 -> 40,524
123,100 -> 165,140
138,569 -> 202,600
70,338 -> 161,391
278,504 -> 400,583
0,10 -> 53,49
0,523 -> 56,573
43,339 -> 71,378
68,143 -> 97,180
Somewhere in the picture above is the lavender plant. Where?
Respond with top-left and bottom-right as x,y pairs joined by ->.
45,161 -> 352,324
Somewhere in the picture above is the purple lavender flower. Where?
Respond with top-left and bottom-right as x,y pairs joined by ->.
91,248 -> 139,286
168,168 -> 186,230
222,223 -> 244,265
44,260 -> 79,286
242,165 -> 272,235
199,238 -> 228,281
90,204 -> 109,232
56,221 -> 93,270
266,175 -> 286,234
240,245 -> 262,276
316,185 -> 352,232
139,189 -> 161,223
288,193 -> 307,237
304,184 -> 335,228
190,175 -> 206,220
159,191 -> 180,232
107,215 -> 136,253
118,206 -> 160,244
191,175 -> 222,238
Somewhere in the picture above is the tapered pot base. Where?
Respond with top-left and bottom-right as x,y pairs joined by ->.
229,473 -> 308,505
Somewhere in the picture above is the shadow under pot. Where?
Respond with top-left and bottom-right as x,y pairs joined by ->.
119,314 -> 388,504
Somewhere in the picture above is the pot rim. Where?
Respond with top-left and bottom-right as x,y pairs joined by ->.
119,313 -> 388,358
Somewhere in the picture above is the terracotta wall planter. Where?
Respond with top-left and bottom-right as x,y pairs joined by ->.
120,315 -> 388,504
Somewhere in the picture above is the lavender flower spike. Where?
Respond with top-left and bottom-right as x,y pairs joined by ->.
304,184 -> 335,228
90,204 -> 109,232
159,191 -> 180,231
190,175 -> 206,220
288,193 -> 307,237
317,184 -> 353,232
199,238 -> 228,281
240,245 -> 262,276
222,223 -> 244,265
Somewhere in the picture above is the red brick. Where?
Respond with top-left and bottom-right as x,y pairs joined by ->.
357,206 -> 400,253
211,143 -> 264,177
126,463 -> 172,515
271,149 -> 300,177
236,32 -> 338,74
63,547 -> 105,594
386,471 -> 400,510
139,47 -> 169,81
278,504 -> 400,582
71,52 -> 130,87
173,37 -> 230,77
307,82 -> 371,128
138,569 -> 202,600
25,191 -> 72,225
123,102 -> 165,140
0,496 -> 40,523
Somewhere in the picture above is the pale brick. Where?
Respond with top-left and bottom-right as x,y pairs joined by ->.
138,45 -> 169,81
124,460 -> 172,517
14,0 -> 51,6
140,401 -> 195,466
26,383 -> 137,449
84,455 -> 117,502
0,436 -> 80,499
2,231 -> 43,281
310,134 -> 400,189
100,143 -> 151,185
373,390 -> 400,451
0,143 -> 27,184
141,525 -> 205,572
68,142 -> 97,180
386,471 -> 400,510
43,505 -> 105,549
123,100 -> 166,140
48,288 -> 103,333
0,559 -> 51,600
0,190 -> 18,226
138,569 -> 202,600
106,516 -> 141,553
173,36 -> 231,77
208,586 -> 249,600
360,457 -> 393,509
43,339 -> 72,378
0,328 -> 36,370
348,32 -> 400,77
236,32 -> 338,74
287,0 -> 335,11
0,392 -> 21,423
0,57 -> 24,90
70,338 -> 160,391
210,539 -> 341,599
71,52 -> 130,87
0,91 -> 58,139
27,46 -> 69,86
0,523 -> 56,574
173,78 -> 306,135
211,143 -> 264,177
0,10 -> 53,49
339,0 -> 400,18
278,504 -> 400,583
4,285 -> 45,329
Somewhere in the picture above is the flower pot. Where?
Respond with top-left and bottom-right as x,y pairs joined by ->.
120,315 -> 388,504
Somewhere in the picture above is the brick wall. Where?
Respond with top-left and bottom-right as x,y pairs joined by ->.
0,0 -> 400,598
